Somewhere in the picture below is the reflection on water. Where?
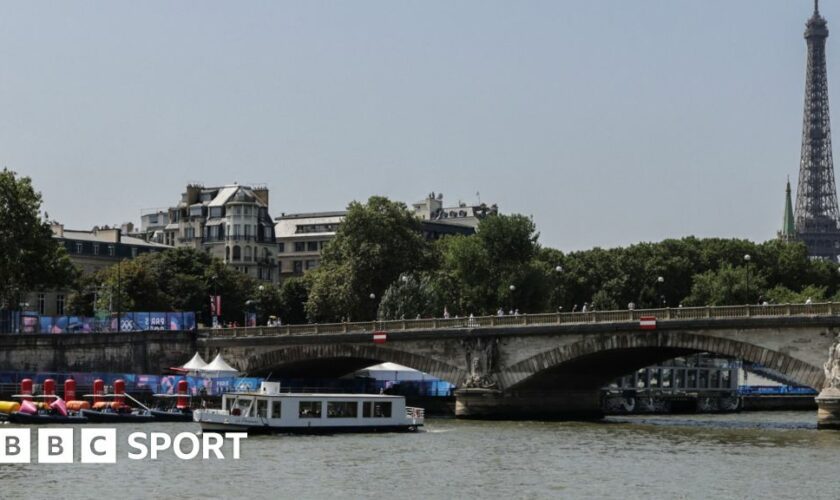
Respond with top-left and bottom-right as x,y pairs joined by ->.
0,412 -> 839,499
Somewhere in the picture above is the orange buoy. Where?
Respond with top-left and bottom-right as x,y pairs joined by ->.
66,400 -> 90,412
20,379 -> 33,402
176,380 -> 189,409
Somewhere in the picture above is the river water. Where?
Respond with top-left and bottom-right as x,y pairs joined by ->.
0,412 -> 838,499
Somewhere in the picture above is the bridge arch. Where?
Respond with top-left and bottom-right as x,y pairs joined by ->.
241,344 -> 468,386
497,331 -> 825,391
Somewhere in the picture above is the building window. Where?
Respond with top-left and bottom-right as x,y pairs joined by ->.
294,242 -> 305,252
209,207 -> 223,218
307,241 -> 318,252
76,243 -> 83,254
56,294 -> 65,315
278,242 -> 285,253
93,244 -> 100,255
244,246 -> 252,262
233,246 -> 241,261
225,247 -> 231,262
293,261 -> 303,274
37,293 -> 45,315
108,245 -> 115,256
305,260 -> 318,270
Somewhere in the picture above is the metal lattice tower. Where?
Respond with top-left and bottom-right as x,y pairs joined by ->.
795,0 -> 840,260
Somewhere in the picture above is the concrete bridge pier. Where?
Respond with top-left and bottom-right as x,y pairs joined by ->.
816,392 -> 840,429
454,388 -> 603,420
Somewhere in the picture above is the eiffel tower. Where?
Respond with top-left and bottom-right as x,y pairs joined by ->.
794,0 -> 840,261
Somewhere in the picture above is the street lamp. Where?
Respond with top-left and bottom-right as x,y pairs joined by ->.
244,299 -> 255,327
656,276 -> 665,307
369,293 -> 376,300
744,254 -> 752,304
210,275 -> 218,327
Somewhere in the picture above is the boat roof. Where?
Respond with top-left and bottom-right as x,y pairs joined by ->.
225,392 -> 404,399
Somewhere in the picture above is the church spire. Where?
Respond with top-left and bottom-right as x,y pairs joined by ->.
781,178 -> 796,241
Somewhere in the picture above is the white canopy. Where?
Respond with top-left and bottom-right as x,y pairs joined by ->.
201,353 -> 240,375
352,362 -> 429,382
180,352 -> 208,370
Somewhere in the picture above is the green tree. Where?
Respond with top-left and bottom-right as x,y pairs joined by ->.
277,278 -> 309,324
683,264 -> 767,306
306,196 -> 432,322
0,169 -> 76,307
436,214 -> 546,315
377,273 -> 446,320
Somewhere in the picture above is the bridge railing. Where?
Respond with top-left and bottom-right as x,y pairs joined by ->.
198,302 -> 840,338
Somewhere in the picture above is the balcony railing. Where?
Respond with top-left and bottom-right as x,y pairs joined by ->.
199,302 -> 840,339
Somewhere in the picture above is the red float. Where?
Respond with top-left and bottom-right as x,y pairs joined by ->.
177,380 -> 189,409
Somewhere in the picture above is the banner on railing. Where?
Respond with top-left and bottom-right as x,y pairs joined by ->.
21,312 -> 197,334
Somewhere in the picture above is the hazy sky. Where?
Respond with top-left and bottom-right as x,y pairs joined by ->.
0,1 -> 831,251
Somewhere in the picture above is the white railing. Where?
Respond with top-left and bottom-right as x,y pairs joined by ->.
200,302 -> 840,338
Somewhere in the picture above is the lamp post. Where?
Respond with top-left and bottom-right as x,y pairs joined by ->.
210,274 -> 218,327
369,293 -> 377,322
554,265 -> 563,311
257,285 -> 264,325
744,254 -> 752,304
116,261 -> 121,333
656,276 -> 665,307
509,284 -> 516,313
244,299 -> 255,327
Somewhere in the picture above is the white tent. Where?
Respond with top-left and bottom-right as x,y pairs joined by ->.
352,362 -> 429,382
180,352 -> 208,371
201,353 -> 240,376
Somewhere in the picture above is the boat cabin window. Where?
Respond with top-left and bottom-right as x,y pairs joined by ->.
327,401 -> 358,418
374,401 -> 391,418
271,400 -> 281,418
299,401 -> 321,418
225,397 -> 235,412
256,399 -> 268,418
233,397 -> 253,417
363,401 -> 392,418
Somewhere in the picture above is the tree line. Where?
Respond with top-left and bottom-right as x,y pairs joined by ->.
3,170 -> 839,326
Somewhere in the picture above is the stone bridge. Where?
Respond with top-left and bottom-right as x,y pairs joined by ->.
2,304 -> 839,419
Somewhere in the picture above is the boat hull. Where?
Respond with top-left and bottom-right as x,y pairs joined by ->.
150,409 -> 193,422
81,409 -> 155,423
8,412 -> 88,424
197,421 -> 421,434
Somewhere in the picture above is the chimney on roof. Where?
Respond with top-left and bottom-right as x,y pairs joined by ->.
50,222 -> 64,238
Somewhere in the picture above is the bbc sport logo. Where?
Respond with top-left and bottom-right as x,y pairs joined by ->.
0,428 -> 246,463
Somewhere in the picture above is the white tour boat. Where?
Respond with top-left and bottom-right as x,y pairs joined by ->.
193,382 -> 424,434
